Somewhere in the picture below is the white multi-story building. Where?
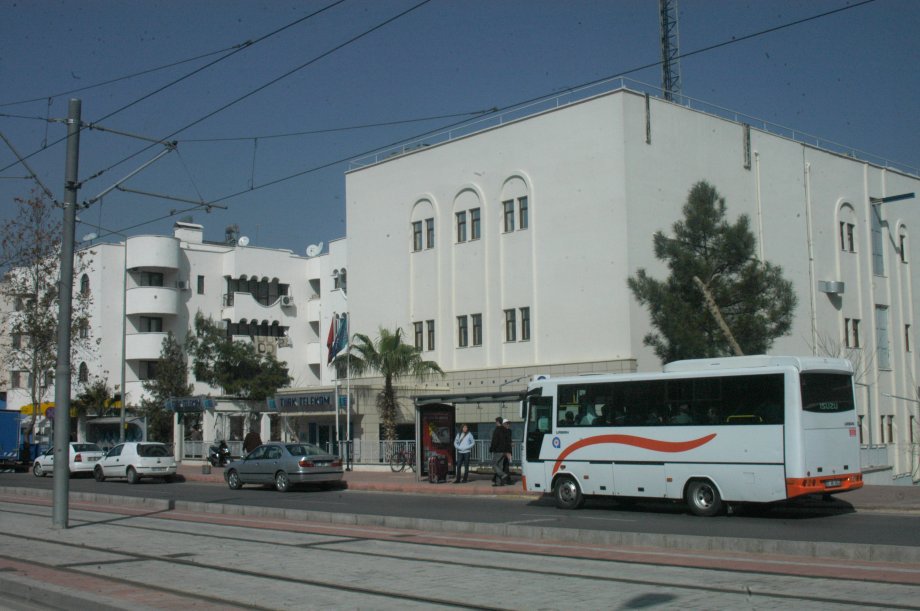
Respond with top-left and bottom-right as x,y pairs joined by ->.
345,85 -> 920,480
3,221 -> 349,452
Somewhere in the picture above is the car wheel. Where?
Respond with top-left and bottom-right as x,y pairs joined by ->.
554,476 -> 584,510
32,462 -> 45,477
164,474 -> 175,483
227,470 -> 242,490
126,466 -> 140,485
685,479 -> 723,517
94,466 -> 105,482
274,470 -> 290,493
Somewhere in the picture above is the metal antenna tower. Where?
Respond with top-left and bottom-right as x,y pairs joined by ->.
659,0 -> 682,102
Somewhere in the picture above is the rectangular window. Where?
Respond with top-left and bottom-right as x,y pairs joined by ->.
845,318 -> 861,349
518,196 -> 529,230
456,211 -> 467,243
472,313 -> 482,346
911,415 -> 916,444
906,324 -> 912,352
520,307 -> 530,341
197,275 -> 205,294
142,360 -> 159,381
426,320 -> 435,351
140,316 -> 163,333
425,218 -> 435,249
887,415 -> 894,444
11,371 -> 20,389
140,271 -> 164,287
900,233 -> 908,263
11,333 -> 21,349
504,309 -> 516,342
412,221 -> 423,252
839,222 -> 855,253
871,206 -> 884,275
470,208 -> 481,240
457,316 -> 468,348
876,306 -> 890,369
858,415 -> 864,444
413,322 -> 423,350
502,200 -> 515,233
78,321 -> 89,339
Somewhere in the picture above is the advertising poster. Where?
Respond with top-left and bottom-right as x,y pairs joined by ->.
419,405 -> 455,473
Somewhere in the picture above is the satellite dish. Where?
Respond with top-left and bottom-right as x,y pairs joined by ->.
305,242 -> 323,257
238,236 -> 250,247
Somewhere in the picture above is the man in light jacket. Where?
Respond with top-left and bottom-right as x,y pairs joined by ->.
452,424 -> 475,483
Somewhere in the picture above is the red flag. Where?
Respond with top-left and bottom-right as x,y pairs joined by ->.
326,315 -> 337,364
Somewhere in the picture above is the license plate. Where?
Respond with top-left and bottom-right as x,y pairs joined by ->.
88,457 -> 98,462
315,462 -> 328,466
824,479 -> 842,488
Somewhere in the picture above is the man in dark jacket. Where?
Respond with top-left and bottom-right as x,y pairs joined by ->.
489,417 -> 512,486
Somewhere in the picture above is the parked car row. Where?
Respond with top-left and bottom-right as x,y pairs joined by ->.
32,440 -> 345,492
33,442 -> 177,484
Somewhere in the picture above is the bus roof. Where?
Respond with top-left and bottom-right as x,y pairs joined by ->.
662,355 -> 853,374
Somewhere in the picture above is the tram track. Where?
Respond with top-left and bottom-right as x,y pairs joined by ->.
1,502 -> 918,610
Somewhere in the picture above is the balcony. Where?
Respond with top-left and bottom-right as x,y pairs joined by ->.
125,332 -> 168,361
126,236 -> 180,270
306,298 -> 321,323
221,291 -> 286,322
126,286 -> 180,316
306,341 -> 322,365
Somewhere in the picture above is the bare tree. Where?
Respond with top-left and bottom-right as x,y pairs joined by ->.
0,193 -> 94,443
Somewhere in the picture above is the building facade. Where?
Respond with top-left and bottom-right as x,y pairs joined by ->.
345,86 -> 920,480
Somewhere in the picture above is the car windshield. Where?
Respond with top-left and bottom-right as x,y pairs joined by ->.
137,444 -> 169,457
73,443 -> 101,452
285,443 -> 327,457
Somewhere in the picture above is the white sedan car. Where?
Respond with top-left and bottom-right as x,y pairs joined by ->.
93,442 -> 177,484
32,442 -> 105,477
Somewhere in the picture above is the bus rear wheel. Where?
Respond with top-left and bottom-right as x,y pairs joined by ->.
685,479 -> 723,517
554,476 -> 584,510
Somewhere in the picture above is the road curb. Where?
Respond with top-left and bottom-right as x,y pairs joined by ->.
0,572 -> 131,611
4,485 -> 918,564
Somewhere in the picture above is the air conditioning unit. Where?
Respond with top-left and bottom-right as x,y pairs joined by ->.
176,280 -> 190,290
280,295 -> 294,307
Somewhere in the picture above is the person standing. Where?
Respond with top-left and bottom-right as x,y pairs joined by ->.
490,417 -> 512,486
452,424 -> 474,483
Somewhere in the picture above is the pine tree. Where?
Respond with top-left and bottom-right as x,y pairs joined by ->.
628,181 -> 797,363
141,332 -> 192,442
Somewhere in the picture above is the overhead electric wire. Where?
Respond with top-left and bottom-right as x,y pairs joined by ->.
181,109 -> 496,143
0,42 -> 252,108
0,0 -> 347,176
81,0 -> 433,186
206,0 -> 878,207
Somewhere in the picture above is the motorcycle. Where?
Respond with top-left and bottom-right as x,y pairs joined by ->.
208,442 -> 232,467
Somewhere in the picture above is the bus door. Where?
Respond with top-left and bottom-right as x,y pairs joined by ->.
799,373 -> 860,482
525,395 -> 553,463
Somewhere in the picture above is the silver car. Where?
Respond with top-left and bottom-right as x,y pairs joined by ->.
224,442 -> 343,492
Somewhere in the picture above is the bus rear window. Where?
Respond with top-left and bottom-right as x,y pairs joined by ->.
800,373 -> 854,413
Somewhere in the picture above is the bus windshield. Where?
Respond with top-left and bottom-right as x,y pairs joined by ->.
800,373 -> 854,413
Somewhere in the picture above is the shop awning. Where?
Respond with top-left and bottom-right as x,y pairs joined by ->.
20,402 -> 55,416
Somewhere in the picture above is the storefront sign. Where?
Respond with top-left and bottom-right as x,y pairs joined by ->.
165,396 -> 216,413
270,392 -> 354,413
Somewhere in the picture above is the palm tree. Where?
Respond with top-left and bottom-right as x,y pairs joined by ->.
345,327 -> 443,442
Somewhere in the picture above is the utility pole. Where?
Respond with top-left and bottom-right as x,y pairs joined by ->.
659,0 -> 682,102
52,98 -> 81,529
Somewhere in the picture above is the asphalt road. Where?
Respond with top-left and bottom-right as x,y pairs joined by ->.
3,472 -> 918,549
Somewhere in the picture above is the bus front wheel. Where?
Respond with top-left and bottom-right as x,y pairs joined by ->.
554,476 -> 584,510
685,479 -> 723,517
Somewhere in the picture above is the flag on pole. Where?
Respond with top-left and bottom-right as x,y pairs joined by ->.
326,315 -> 337,364
331,313 -> 348,362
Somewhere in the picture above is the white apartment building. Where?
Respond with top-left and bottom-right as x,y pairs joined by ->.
3,221 -> 348,451
345,85 -> 920,481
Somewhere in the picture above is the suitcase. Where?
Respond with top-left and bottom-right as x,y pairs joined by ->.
428,454 -> 448,483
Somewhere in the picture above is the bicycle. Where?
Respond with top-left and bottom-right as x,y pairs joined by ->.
389,447 -> 416,472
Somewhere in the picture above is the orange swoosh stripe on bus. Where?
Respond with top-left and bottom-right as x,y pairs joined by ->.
551,433 -> 717,476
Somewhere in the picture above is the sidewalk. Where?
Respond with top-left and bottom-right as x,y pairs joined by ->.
178,462 -> 920,511
180,462 -> 535,496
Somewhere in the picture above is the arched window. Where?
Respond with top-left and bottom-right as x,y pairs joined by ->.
78,362 -> 89,383
898,225 -> 909,264
80,274 -> 90,296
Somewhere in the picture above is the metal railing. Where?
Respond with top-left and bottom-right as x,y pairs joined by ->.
182,440 -> 244,461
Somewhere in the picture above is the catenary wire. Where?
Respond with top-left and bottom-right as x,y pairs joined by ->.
0,0 -> 347,176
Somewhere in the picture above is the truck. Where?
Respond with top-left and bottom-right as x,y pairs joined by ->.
0,409 -> 24,469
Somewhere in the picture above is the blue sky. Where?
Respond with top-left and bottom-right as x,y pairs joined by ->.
1,0 -> 918,254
